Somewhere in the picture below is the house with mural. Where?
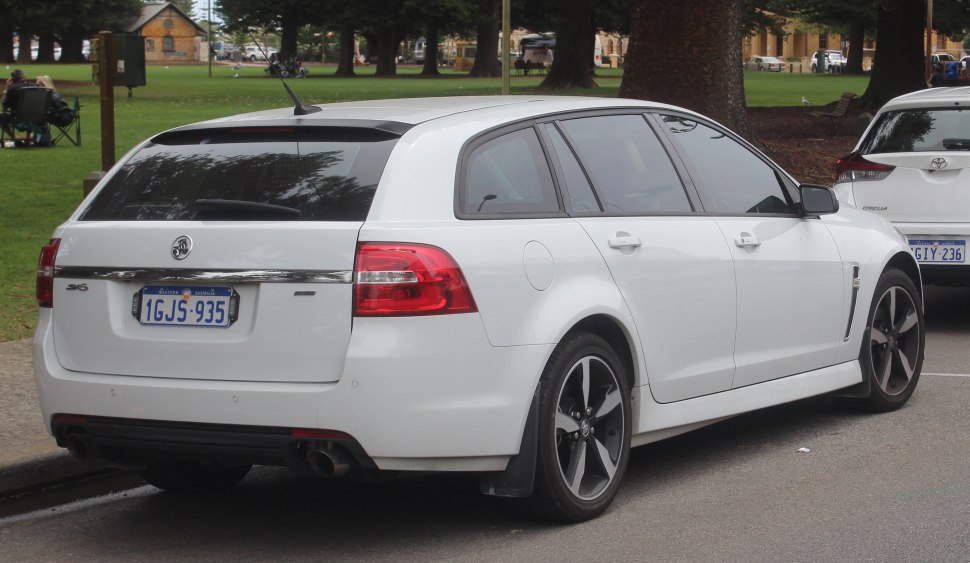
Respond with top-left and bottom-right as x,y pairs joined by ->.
123,1 -> 207,63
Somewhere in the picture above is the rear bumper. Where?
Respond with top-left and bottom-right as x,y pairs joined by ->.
52,415 -> 376,471
34,310 -> 553,472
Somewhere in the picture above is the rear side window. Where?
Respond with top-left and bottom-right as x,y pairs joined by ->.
558,114 -> 691,214
459,127 -> 560,216
860,109 -> 970,153
81,128 -> 399,221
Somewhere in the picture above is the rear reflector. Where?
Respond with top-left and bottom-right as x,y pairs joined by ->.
354,243 -> 477,316
53,414 -> 89,426
836,152 -> 895,183
36,238 -> 61,308
291,428 -> 353,440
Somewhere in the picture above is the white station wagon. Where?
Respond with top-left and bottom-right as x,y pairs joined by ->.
35,96 -> 924,522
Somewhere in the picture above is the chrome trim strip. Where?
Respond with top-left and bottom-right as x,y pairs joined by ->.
54,267 -> 353,284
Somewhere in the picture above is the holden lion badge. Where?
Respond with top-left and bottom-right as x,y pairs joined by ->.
171,235 -> 193,260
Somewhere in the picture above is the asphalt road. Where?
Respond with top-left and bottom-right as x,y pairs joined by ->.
0,286 -> 967,561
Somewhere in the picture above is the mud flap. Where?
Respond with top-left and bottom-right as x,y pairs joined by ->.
479,386 -> 539,497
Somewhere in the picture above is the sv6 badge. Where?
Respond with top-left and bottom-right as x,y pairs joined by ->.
66,283 -> 88,291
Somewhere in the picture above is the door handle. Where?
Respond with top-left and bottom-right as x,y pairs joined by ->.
608,235 -> 643,249
734,233 -> 761,248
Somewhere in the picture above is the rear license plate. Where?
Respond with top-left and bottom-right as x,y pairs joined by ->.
909,239 -> 966,263
133,286 -> 238,327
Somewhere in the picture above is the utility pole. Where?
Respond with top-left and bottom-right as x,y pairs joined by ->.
97,31 -> 115,172
502,0 -> 510,95
926,0 -> 934,81
208,0 -> 213,77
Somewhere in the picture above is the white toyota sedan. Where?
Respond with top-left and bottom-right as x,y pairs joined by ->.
35,96 -> 924,522
834,87 -> 970,285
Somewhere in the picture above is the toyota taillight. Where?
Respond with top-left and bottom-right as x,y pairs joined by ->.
354,243 -> 477,316
836,152 -> 895,183
36,238 -> 61,308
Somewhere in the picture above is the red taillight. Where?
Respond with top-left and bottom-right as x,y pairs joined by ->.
354,243 -> 478,317
36,238 -> 61,308
836,152 -> 895,183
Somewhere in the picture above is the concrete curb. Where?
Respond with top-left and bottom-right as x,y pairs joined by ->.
0,452 -> 110,498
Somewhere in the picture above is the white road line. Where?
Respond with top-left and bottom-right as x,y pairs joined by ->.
0,485 -> 155,526
924,372 -> 970,378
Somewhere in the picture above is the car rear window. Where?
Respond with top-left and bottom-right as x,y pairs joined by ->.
860,108 -> 970,154
80,127 -> 399,221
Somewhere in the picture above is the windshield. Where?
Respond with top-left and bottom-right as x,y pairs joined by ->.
81,128 -> 399,221
860,108 -> 970,154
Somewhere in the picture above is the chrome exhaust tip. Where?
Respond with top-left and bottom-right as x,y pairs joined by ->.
307,447 -> 351,477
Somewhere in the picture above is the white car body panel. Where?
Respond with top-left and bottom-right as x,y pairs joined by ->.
577,215 -> 738,403
714,216 -> 844,388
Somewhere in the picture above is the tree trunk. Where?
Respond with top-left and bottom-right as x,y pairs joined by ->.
0,23 -> 13,64
37,33 -> 56,63
60,33 -> 85,64
335,25 -> 356,76
620,0 -> 753,141
860,0 -> 927,110
845,19 -> 865,74
468,0 -> 500,77
16,29 -> 32,64
421,22 -> 441,76
375,24 -> 399,76
279,8 -> 299,61
540,0 -> 596,89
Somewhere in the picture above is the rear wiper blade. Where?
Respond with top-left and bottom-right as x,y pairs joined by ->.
194,199 -> 301,217
941,138 -> 970,150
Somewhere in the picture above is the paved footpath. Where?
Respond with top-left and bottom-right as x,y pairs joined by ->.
0,339 -> 105,496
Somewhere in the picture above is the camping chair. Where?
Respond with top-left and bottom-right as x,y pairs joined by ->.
51,96 -> 81,147
12,87 -> 53,147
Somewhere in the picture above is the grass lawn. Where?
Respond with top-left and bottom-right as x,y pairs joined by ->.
0,63 -> 872,341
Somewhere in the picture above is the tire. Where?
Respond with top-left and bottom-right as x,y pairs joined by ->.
140,462 -> 252,493
857,268 -> 924,412
529,332 -> 631,522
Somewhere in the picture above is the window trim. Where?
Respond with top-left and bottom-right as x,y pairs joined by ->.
454,121 -> 568,220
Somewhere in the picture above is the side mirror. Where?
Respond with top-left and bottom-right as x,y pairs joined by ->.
799,184 -> 839,215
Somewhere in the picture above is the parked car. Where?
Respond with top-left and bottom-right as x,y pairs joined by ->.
961,55 -> 970,69
811,50 -> 847,73
35,96 -> 924,522
835,86 -> 970,286
744,56 -> 784,72
931,53 -> 957,64
242,44 -> 276,62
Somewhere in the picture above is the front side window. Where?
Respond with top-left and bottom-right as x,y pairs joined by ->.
558,114 -> 691,214
81,128 -> 398,221
661,115 -> 794,215
860,109 -> 970,154
459,127 -> 560,216
163,36 -> 174,52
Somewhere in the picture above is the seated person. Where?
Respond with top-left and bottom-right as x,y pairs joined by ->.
1,69 -> 32,144
35,75 -> 74,126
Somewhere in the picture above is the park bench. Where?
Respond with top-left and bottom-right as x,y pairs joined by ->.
513,59 -> 547,76
810,91 -> 856,124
